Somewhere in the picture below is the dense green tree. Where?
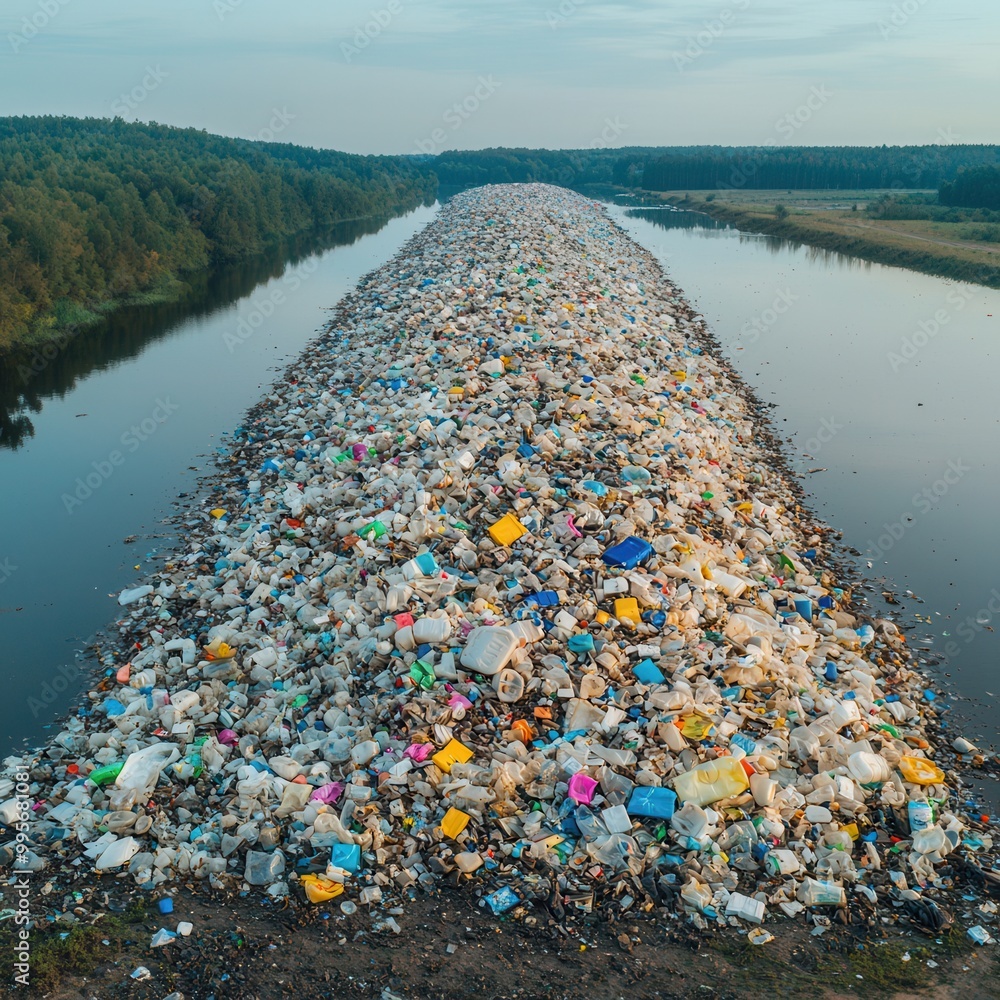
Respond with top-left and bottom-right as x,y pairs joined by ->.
940,166 -> 1000,209
0,116 -> 436,347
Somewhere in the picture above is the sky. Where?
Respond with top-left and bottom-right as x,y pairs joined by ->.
1,0 -> 997,154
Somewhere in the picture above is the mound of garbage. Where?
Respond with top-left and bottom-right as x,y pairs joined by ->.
4,184 -> 996,942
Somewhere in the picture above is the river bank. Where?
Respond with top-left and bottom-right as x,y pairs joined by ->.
0,204 -> 434,356
3,184 -> 998,998
642,192 -> 1000,290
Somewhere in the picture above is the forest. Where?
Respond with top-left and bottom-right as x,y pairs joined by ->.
939,165 -> 1000,209
634,144 -> 1000,192
0,116 -> 436,348
6,124 -> 1000,350
428,144 -> 1000,195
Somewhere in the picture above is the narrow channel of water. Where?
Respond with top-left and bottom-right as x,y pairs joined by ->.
0,204 -> 439,752
611,202 -> 1000,761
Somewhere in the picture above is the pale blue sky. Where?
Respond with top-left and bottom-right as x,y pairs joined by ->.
2,0 -> 996,153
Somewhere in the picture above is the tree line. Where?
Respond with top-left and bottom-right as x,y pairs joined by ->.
939,165 -> 1000,210
428,145 -> 1000,199
0,116 -> 436,348
6,124 -> 1000,349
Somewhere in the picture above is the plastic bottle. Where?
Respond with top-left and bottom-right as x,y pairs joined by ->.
671,801 -> 709,840
459,626 -> 518,675
493,668 -> 525,703
412,616 -> 451,644
907,798 -> 934,833
847,751 -> 892,784
673,757 -> 750,806
796,877 -> 846,907
244,849 -> 286,885
88,761 -> 124,787
95,836 -> 141,870
118,585 -> 154,606
764,849 -> 801,876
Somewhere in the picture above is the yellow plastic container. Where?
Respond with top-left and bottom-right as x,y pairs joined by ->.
898,756 -> 945,785
679,713 -> 715,740
594,610 -> 610,625
300,875 -> 345,903
432,739 -> 474,774
614,597 -> 640,622
488,513 -> 527,547
673,757 -> 750,806
441,807 -> 471,839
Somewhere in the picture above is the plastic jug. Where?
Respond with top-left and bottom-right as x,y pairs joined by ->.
673,757 -> 750,806
412,616 -> 451,644
116,744 -> 181,798
764,849 -> 801,876
95,836 -> 141,871
796,877 -> 846,907
627,787 -> 677,820
493,668 -> 525,703
847,751 -> 892,784
671,801 -> 709,840
460,626 -> 518,675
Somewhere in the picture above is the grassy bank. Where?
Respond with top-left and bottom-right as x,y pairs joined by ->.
646,189 -> 1000,289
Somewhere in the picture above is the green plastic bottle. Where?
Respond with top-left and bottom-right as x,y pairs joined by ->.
87,761 -> 124,787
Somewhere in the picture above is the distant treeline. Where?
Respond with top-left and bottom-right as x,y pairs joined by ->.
427,147 -> 650,188
428,144 -> 1000,196
7,124 -> 1000,349
939,165 -> 1000,210
0,116 -> 435,347
638,145 -> 1000,192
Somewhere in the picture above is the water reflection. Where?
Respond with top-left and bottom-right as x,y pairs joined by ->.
624,204 -> 879,274
624,207 -> 730,232
0,214 -> 407,451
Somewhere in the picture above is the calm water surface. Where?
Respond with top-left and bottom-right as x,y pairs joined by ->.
1,193 -> 997,780
0,205 -> 438,751
612,202 -> 1000,762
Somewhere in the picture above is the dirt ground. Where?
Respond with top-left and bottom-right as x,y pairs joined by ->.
5,880 -> 999,1000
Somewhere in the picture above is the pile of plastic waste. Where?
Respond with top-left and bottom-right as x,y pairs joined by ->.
3,184 -> 997,940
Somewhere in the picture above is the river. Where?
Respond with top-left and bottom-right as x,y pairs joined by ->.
1,193 -> 997,774
609,201 -> 1000,768
0,205 -> 437,751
